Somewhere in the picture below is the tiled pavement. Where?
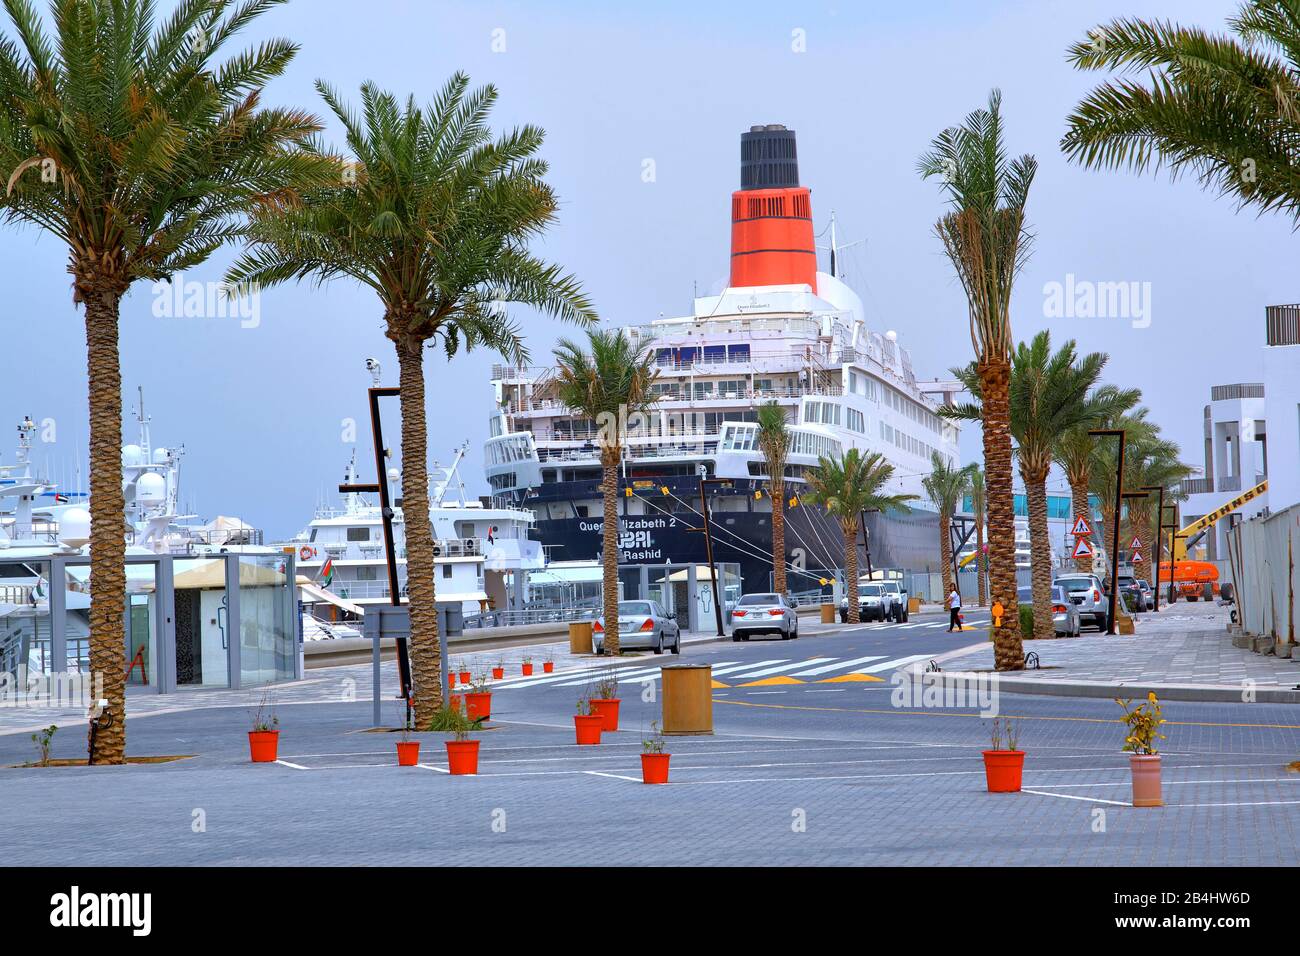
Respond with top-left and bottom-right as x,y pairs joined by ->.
941,603 -> 1300,693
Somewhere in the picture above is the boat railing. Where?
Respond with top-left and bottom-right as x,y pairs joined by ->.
509,384 -> 842,415
463,605 -> 597,629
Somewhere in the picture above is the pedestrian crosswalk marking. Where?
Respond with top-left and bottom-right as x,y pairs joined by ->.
733,658 -> 833,679
816,673 -> 885,683
852,654 -> 931,674
791,655 -> 886,676
708,659 -> 793,679
737,676 -> 805,687
711,680 -> 730,688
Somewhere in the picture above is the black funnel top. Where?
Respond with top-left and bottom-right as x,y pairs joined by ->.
740,125 -> 799,190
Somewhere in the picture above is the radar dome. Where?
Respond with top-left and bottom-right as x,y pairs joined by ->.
58,507 -> 91,549
136,472 -> 167,506
153,447 -> 169,464
122,444 -> 144,467
885,330 -> 898,342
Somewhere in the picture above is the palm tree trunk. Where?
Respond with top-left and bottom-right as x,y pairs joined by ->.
83,287 -> 127,765
979,360 -> 1023,669
1070,475 -> 1091,572
975,509 -> 987,607
939,510 -> 954,598
395,334 -> 443,726
1024,467 -> 1055,641
600,447 -> 621,654
843,518 -> 860,624
771,478 -> 786,594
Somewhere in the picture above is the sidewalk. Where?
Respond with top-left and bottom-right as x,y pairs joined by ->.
932,603 -> 1300,703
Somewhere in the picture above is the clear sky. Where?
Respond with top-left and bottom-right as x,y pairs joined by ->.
1,0 -> 1287,539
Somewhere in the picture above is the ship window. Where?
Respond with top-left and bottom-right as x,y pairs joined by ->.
442,565 -> 453,579
356,565 -> 378,581
656,348 -> 673,367
703,345 -> 726,364
693,381 -> 713,399
346,527 -> 369,542
727,344 -> 750,362
677,347 -> 700,365
309,529 -> 317,542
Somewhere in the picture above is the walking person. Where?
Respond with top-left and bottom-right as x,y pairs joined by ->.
947,586 -> 962,631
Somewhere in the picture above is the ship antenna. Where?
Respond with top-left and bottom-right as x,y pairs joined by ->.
829,210 -> 838,279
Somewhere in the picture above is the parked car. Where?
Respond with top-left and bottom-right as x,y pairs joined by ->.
1052,573 -> 1111,632
594,600 -> 680,655
1019,584 -> 1082,637
838,583 -> 888,623
1136,579 -> 1155,611
731,592 -> 799,641
877,579 -> 910,622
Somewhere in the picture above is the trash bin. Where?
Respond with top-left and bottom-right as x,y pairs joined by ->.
820,603 -> 836,624
569,620 -> 593,654
661,663 -> 713,735
908,596 -> 921,614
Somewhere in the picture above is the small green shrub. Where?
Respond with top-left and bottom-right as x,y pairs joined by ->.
1019,604 -> 1034,639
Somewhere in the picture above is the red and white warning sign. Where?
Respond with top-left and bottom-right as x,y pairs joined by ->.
1131,550 -> 1143,564
1070,515 -> 1093,537
1129,535 -> 1143,550
1072,537 -> 1094,558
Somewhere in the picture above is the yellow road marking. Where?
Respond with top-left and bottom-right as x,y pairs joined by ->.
713,697 -> 1300,730
737,676 -> 805,687
710,680 -> 730,689
817,674 -> 884,683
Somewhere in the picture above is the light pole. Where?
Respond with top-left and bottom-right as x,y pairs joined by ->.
1089,428 -> 1127,635
697,470 -> 731,637
1140,484 -> 1166,612
1120,490 -> 1149,624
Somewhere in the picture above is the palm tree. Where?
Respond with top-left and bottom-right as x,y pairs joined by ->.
922,452 -> 976,601
969,466 -> 988,606
228,74 -> 595,725
1056,385 -> 1141,571
755,401 -> 790,594
0,0 -> 330,763
919,90 -> 1036,669
552,329 -> 658,655
805,449 -> 917,624
1063,1 -> 1300,225
946,332 -> 1123,640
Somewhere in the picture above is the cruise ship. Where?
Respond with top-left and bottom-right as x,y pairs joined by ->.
483,125 -> 961,595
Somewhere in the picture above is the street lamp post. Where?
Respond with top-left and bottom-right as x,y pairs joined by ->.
1120,491 -> 1149,625
1089,428 -> 1127,635
1140,484 -> 1166,612
697,471 -> 732,637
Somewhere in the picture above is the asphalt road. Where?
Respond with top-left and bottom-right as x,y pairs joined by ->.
2,612 -> 1297,866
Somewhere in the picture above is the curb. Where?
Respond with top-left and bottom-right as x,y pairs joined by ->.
926,670 -> 1300,704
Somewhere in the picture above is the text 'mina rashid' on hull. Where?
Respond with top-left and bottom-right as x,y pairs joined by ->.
485,124 -> 960,596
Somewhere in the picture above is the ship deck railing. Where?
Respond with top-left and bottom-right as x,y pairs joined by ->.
508,384 -> 843,416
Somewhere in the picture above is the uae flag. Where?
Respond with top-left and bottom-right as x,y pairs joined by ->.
317,557 -> 334,587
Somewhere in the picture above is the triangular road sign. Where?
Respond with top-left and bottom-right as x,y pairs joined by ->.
1072,537 -> 1094,558
1131,550 -> 1143,564
1070,515 -> 1093,536
1129,535 -> 1143,550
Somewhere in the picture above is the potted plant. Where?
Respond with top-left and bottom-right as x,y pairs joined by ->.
396,710 -> 420,767
464,674 -> 492,722
521,655 -> 534,677
457,660 -> 472,685
640,720 -> 670,784
543,649 -> 555,674
30,724 -> 57,767
574,697 -> 604,745
981,718 -> 1024,792
248,693 -> 279,763
491,659 -> 505,681
429,703 -> 483,775
1118,693 -> 1166,807
588,669 -> 621,732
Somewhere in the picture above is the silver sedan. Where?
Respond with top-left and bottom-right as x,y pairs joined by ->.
594,600 -> 681,654
730,592 -> 799,641
1017,585 -> 1082,637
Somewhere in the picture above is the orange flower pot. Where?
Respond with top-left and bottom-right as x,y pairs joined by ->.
248,730 -> 279,763
641,752 -> 671,784
449,672 -> 458,689
589,698 -> 621,732
465,691 -> 491,722
1129,754 -> 1163,807
522,663 -> 534,676
396,741 -> 421,766
492,667 -> 504,680
574,713 -> 604,745
543,661 -> 555,673
458,670 -> 471,684
446,739 -> 480,775
981,750 -> 1024,792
